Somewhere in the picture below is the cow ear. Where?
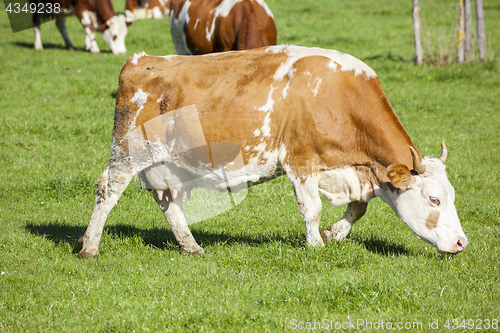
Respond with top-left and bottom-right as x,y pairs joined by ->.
387,164 -> 415,191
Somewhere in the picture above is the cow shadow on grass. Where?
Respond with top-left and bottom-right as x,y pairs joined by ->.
13,41 -> 114,54
13,41 -> 76,51
25,223 -> 87,253
24,222 -> 301,254
349,234 -> 413,256
25,222 -> 413,257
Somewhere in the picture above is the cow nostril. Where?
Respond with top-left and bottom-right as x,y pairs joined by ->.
456,238 -> 467,252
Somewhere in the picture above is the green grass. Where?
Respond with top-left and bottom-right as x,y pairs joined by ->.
1,0 -> 499,331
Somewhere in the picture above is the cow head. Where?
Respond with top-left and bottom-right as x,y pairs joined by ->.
381,143 -> 467,254
102,15 -> 128,55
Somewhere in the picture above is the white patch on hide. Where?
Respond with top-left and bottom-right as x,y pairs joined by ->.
261,113 -> 272,137
81,10 -> 92,26
267,45 -> 377,81
131,51 -> 147,65
152,7 -> 163,19
129,89 -> 149,129
311,77 -> 322,96
160,55 -> 178,61
206,0 -> 242,42
258,86 -> 276,113
318,167 -> 363,207
131,89 -> 149,107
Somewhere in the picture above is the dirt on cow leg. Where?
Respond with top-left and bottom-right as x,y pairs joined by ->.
321,201 -> 368,243
152,190 -> 206,256
77,235 -> 100,258
78,250 -> 99,259
320,223 -> 350,243
179,245 -> 205,256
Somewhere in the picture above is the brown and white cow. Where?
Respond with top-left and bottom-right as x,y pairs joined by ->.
168,0 -> 277,54
78,45 -> 467,258
125,0 -> 169,21
33,0 -> 128,55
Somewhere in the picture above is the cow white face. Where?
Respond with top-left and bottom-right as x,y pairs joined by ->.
102,15 -> 128,55
381,145 -> 467,254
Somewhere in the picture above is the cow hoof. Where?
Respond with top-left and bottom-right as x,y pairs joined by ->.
320,226 -> 337,243
179,245 -> 205,256
78,250 -> 99,259
320,223 -> 350,243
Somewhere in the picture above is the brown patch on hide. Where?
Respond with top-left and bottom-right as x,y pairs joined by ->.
95,169 -> 109,203
426,211 -> 440,230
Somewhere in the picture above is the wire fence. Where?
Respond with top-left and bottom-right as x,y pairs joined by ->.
417,0 -> 487,64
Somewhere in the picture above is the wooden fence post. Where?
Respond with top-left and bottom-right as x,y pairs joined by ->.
457,0 -> 465,63
412,0 -> 423,65
464,0 -> 472,61
475,0 -> 487,60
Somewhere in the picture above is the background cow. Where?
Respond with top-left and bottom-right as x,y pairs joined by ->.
78,45 -> 467,258
125,0 -> 169,21
168,0 -> 277,54
33,0 -> 128,54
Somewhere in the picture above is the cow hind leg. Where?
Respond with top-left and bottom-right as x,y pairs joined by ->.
289,174 -> 324,247
78,166 -> 134,258
153,190 -> 205,255
320,201 -> 367,243
55,16 -> 75,50
33,15 -> 43,50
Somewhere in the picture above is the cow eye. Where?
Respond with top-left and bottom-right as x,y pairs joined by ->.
429,196 -> 441,206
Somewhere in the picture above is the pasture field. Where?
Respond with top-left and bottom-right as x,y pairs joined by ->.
1,0 -> 499,331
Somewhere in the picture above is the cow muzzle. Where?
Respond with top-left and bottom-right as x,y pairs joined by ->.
439,236 -> 468,255
113,49 -> 127,55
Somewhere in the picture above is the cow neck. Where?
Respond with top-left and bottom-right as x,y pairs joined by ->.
353,104 -> 417,183
358,86 -> 417,171
94,0 -> 116,25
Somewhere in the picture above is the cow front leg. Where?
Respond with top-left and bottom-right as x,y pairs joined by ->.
55,16 -> 75,50
320,201 -> 367,243
83,26 -> 100,53
79,166 -> 134,258
289,175 -> 324,247
154,190 -> 205,255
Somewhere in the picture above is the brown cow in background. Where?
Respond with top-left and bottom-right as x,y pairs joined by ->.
125,0 -> 169,21
125,0 -> 277,55
33,0 -> 128,55
168,0 -> 277,54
